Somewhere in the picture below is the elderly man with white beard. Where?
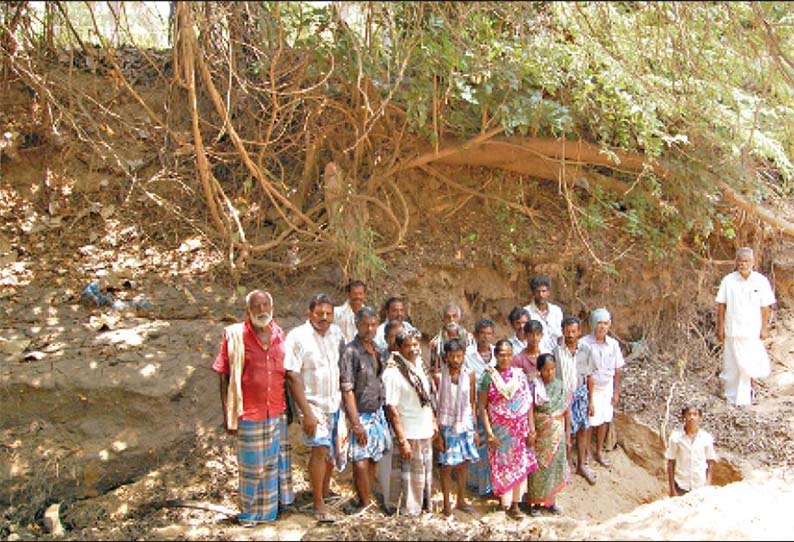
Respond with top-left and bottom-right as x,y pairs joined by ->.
212,290 -> 294,525
429,302 -> 475,380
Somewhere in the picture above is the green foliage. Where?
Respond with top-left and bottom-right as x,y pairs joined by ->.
344,225 -> 387,281
493,202 -> 535,273
231,2 -> 794,258
19,1 -> 794,263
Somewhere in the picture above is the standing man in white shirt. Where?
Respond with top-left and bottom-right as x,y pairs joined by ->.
716,247 -> 776,407
581,308 -> 624,469
464,318 -> 496,497
524,275 -> 564,354
285,293 -> 346,523
334,280 -> 368,344
382,329 -> 439,516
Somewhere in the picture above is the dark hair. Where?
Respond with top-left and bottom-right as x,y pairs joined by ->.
395,328 -> 421,348
346,279 -> 367,292
443,338 -> 466,355
474,318 -> 495,333
530,275 -> 551,291
681,402 -> 703,418
354,305 -> 378,325
384,319 -> 404,341
561,316 -> 581,331
381,296 -> 404,319
523,319 -> 544,335
309,293 -> 334,310
494,339 -> 513,354
383,296 -> 403,311
537,352 -> 555,371
508,306 -> 530,324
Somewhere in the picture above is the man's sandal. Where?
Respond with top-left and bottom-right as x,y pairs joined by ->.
314,509 -> 336,524
578,467 -> 597,485
595,454 -> 612,468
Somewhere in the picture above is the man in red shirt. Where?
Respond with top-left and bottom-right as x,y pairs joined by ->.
213,290 -> 294,524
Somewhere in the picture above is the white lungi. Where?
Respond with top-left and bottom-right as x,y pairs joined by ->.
588,384 -> 614,426
722,337 -> 771,406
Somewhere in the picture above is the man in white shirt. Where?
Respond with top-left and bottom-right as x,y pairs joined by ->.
382,329 -> 438,516
580,307 -> 625,469
524,275 -> 564,354
373,296 -> 416,351
285,293 -> 346,523
716,247 -> 776,407
334,280 -> 368,344
665,402 -> 718,496
464,318 -> 496,497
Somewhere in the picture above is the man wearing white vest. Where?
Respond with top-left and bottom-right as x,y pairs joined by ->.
716,247 -> 776,407
212,290 -> 294,525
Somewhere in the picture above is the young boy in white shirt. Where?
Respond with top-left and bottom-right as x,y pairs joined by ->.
665,402 -> 718,497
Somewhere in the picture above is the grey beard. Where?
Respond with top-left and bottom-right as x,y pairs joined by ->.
251,312 -> 273,327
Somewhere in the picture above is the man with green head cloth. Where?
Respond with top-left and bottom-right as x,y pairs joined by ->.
580,308 -> 624,469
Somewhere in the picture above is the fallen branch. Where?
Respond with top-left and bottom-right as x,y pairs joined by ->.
715,178 -> 794,237
388,125 -> 505,176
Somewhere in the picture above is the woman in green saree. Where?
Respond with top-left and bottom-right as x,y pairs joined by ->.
527,353 -> 571,516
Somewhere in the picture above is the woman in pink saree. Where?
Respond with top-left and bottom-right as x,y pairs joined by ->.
479,339 -> 538,519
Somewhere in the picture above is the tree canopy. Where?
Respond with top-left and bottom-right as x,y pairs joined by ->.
2,1 -> 793,277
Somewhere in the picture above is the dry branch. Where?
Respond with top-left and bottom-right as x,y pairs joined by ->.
716,178 -> 794,237
177,3 -> 227,240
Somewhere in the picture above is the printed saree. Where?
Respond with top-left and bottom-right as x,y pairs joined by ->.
483,367 -> 538,496
528,377 -> 569,506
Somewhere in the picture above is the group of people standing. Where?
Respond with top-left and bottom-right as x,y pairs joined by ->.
211,247 -> 776,525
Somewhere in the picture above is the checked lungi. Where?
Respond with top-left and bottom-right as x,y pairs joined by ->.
394,438 -> 433,516
570,384 -> 590,434
349,408 -> 392,463
467,411 -> 492,496
237,414 -> 294,522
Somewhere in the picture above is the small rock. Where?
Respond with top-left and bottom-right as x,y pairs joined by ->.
8,533 -> 21,541
44,502 -> 65,537
23,351 -> 45,362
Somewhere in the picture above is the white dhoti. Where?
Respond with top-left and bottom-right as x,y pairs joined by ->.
588,384 -> 614,427
722,337 -> 771,406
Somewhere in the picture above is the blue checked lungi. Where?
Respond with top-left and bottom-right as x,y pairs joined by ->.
570,384 -> 590,434
437,425 -> 479,467
237,414 -> 293,522
349,408 -> 392,463
466,412 -> 492,496
277,415 -> 295,507
302,409 -> 347,471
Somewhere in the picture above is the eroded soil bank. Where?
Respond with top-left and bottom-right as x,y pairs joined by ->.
2,264 -> 791,541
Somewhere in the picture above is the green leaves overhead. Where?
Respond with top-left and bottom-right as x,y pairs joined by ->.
243,1 -> 794,260
267,1 -> 794,179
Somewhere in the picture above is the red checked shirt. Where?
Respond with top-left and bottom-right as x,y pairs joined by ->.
212,319 -> 287,420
